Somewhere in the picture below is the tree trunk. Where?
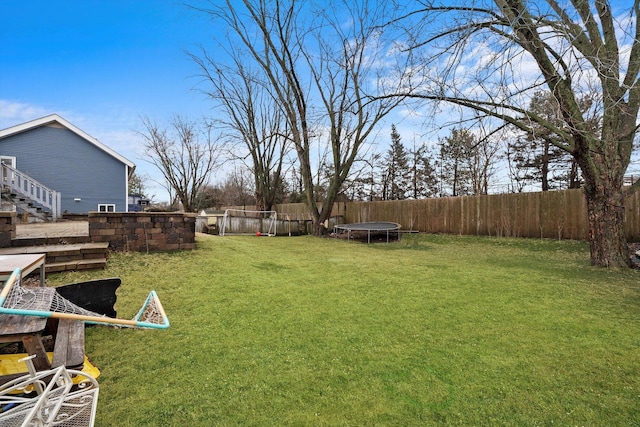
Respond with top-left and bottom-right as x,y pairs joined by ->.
255,193 -> 265,212
312,220 -> 327,236
541,141 -> 550,191
568,160 -> 580,189
584,184 -> 629,268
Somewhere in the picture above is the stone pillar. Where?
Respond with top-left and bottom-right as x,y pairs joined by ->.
0,212 -> 17,248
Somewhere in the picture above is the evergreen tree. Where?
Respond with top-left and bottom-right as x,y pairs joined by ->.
382,125 -> 411,200
409,141 -> 438,198
509,91 -> 582,191
438,128 -> 475,196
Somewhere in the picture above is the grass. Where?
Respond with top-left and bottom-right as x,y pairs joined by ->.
47,234 -> 640,426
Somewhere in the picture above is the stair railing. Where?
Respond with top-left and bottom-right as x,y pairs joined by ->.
1,163 -> 61,220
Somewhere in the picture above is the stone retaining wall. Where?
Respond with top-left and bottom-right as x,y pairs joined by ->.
0,212 -> 16,247
88,212 -> 196,252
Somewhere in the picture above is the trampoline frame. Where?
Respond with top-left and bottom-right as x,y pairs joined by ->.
333,222 -> 401,243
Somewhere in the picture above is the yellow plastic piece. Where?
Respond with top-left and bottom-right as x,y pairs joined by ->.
0,353 -> 100,382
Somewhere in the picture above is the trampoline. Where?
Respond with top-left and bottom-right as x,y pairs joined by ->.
333,222 -> 401,243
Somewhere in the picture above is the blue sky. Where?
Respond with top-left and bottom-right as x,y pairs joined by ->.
0,1 -> 220,201
1,1 -> 638,202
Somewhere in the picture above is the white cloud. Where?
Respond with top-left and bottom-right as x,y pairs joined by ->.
0,100 -> 173,202
0,100 -> 49,130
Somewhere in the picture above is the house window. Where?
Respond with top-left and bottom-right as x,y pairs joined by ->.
0,156 -> 16,168
0,156 -> 16,184
98,204 -> 115,212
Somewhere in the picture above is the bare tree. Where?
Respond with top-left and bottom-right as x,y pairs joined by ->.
395,1 -> 639,267
469,124 -> 501,195
216,168 -> 257,208
190,48 -> 291,212
128,170 -> 148,197
193,0 -> 415,235
341,151 -> 383,201
139,115 -> 223,212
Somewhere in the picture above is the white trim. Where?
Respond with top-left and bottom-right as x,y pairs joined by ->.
0,156 -> 17,213
98,203 -> 116,212
125,166 -> 130,212
0,114 -> 135,170
0,155 -> 16,168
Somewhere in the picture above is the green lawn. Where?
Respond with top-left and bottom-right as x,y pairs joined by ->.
48,234 -> 640,426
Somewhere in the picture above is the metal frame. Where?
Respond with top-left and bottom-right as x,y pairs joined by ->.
333,222 -> 402,243
0,355 -> 99,426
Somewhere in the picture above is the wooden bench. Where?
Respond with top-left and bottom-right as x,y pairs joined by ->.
51,319 -> 85,370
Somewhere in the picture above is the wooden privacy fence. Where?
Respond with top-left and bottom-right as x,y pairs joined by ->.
274,188 -> 640,241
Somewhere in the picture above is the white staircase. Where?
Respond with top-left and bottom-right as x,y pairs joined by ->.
1,163 -> 61,221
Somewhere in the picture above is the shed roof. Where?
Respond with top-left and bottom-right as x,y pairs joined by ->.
0,113 -> 135,170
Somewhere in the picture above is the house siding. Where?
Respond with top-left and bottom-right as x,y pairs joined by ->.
0,125 -> 128,214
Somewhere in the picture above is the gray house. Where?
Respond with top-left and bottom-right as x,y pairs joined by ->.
0,114 -> 135,216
